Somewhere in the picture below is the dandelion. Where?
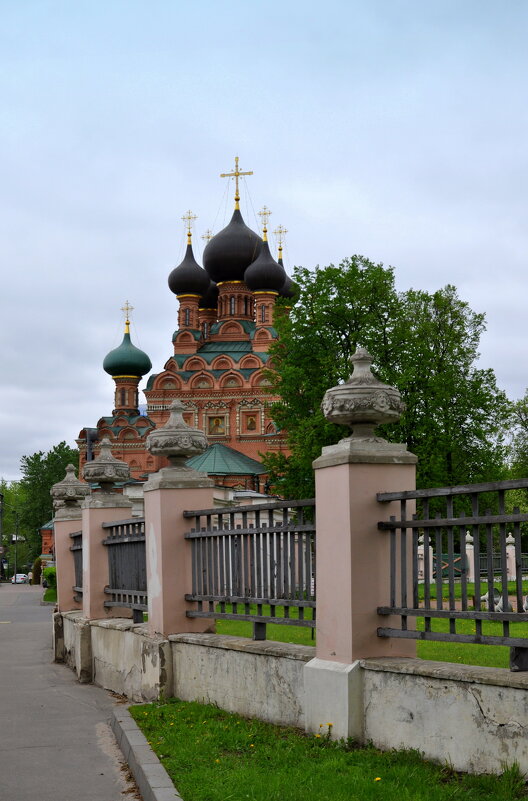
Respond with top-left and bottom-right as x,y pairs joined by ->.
215,759 -> 220,764
319,724 -> 323,728
250,744 -> 254,748
374,777 -> 381,782
314,734 -> 321,738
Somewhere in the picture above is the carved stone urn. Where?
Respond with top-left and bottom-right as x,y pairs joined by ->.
321,347 -> 405,442
146,399 -> 207,468
82,437 -> 130,492
50,463 -> 91,512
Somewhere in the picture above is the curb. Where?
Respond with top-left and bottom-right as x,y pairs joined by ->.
112,707 -> 183,801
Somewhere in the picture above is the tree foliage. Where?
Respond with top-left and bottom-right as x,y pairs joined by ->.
17,441 -> 78,555
264,256 -> 511,498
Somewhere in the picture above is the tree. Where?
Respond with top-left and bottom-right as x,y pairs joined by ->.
18,441 -> 78,557
264,256 -> 511,498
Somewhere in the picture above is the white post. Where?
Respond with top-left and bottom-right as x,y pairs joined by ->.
506,533 -> 516,581
465,531 -> 475,583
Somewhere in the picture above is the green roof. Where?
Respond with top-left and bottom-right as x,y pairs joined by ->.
199,341 -> 253,354
186,444 -> 266,475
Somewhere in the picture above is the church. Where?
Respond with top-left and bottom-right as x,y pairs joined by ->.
77,159 -> 294,491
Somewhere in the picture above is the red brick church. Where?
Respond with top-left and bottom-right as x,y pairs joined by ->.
77,159 -> 294,490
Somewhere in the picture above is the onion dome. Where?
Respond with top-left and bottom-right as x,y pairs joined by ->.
199,280 -> 219,309
244,239 -> 286,292
103,321 -> 152,378
168,242 -> 210,297
279,273 -> 297,300
203,208 -> 262,283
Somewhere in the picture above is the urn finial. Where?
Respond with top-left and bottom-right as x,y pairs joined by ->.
321,347 -> 405,443
82,438 -> 130,492
146,400 -> 208,468
51,463 -> 91,511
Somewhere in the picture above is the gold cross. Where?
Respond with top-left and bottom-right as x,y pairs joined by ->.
258,206 -> 272,241
273,224 -> 288,259
220,157 -> 253,209
182,210 -> 197,245
202,229 -> 213,243
121,300 -> 134,333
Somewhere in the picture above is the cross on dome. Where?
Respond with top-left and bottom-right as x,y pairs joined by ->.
182,210 -> 197,245
220,157 -> 253,210
121,300 -> 134,333
258,206 -> 272,241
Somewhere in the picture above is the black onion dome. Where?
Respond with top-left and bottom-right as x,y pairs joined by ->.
203,209 -> 262,283
279,273 -> 297,300
168,244 -> 210,297
199,280 -> 219,309
244,240 -> 287,292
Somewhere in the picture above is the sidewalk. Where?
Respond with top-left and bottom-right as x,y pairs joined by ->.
0,583 -> 140,801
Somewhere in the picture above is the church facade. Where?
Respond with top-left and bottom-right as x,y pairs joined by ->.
77,160 -> 293,490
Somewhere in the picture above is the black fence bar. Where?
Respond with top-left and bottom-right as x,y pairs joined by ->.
184,499 -> 316,641
102,517 -> 147,621
377,479 -> 528,666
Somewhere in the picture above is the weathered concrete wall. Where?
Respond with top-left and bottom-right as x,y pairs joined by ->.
60,611 -> 92,683
361,658 -> 528,775
170,633 -> 314,728
90,620 -> 173,702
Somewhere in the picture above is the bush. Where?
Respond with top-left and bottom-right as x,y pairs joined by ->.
42,566 -> 56,590
32,557 -> 42,585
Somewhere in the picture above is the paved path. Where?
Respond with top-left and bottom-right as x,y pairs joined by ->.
0,584 -> 140,800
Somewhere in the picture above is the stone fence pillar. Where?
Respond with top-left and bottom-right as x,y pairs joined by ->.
144,401 -> 215,637
51,464 -> 90,612
81,439 -> 133,620
465,532 -> 475,583
417,536 -> 434,585
305,348 -> 417,740
506,533 -> 516,581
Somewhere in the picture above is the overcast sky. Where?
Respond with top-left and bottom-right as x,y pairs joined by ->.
1,0 -> 527,481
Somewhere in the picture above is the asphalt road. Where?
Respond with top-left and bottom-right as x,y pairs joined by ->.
0,583 -> 140,800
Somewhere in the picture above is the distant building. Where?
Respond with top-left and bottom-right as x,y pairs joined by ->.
77,160 -> 293,489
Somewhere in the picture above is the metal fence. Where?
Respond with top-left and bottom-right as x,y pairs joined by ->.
69,529 -> 83,601
183,499 -> 316,640
376,478 -> 528,669
102,517 -> 147,623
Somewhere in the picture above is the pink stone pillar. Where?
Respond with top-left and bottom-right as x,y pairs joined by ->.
55,515 -> 82,612
313,439 -> 418,663
143,467 -> 215,637
81,495 -> 133,620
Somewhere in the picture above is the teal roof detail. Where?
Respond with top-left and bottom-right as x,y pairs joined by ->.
99,412 -> 155,434
103,332 -> 152,378
186,444 -> 266,475
172,329 -> 201,342
210,320 -> 256,336
199,341 -> 253,354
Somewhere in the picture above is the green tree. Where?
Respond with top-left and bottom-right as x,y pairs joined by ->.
264,256 -> 511,498
18,441 -> 78,557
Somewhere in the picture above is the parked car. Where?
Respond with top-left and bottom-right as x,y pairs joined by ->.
11,574 -> 28,584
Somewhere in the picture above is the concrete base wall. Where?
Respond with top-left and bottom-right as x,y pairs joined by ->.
55,613 -> 528,775
361,658 -> 528,775
170,633 -> 314,728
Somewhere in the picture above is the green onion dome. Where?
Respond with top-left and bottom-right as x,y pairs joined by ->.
103,326 -> 152,378
203,209 -> 262,283
168,243 -> 210,297
244,239 -> 286,292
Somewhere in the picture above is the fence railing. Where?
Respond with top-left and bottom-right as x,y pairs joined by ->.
69,530 -> 83,601
183,499 -> 316,640
376,478 -> 528,669
102,518 -> 147,623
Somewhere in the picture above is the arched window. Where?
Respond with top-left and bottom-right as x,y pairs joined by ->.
203,322 -> 209,339
244,297 -> 248,316
230,296 -> 236,315
120,389 -> 126,406
184,308 -> 191,326
260,305 -> 266,323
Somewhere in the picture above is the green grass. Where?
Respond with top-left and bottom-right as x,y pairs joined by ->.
130,698 -> 526,801
417,580 -> 528,601
43,587 -> 57,603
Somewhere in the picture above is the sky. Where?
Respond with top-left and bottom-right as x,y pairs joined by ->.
1,0 -> 527,480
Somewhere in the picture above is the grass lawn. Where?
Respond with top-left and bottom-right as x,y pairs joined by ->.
43,587 -> 57,603
130,698 -> 526,801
